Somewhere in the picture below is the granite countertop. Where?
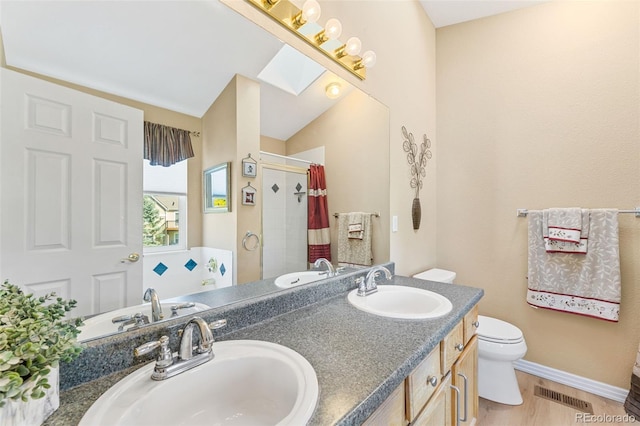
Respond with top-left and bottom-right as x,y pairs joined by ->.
45,275 -> 482,425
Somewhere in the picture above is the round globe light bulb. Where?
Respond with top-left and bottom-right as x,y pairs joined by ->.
324,18 -> 342,40
301,0 -> 321,23
361,50 -> 377,68
326,82 -> 342,99
344,37 -> 362,56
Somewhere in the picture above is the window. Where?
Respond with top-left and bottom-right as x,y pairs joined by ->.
143,159 -> 188,252
143,194 -> 186,250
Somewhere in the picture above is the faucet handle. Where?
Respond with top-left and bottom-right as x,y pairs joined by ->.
170,302 -> 196,317
208,319 -> 227,339
356,277 -> 367,296
134,336 -> 174,368
112,313 -> 137,324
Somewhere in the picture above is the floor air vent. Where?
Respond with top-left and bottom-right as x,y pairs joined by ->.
534,385 -> 594,414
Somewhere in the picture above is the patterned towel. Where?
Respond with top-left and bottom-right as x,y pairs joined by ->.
543,209 -> 590,254
527,209 -> 621,322
547,208 -> 583,243
337,212 -> 372,266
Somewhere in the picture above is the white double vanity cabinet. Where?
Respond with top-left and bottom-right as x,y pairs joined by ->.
363,304 -> 479,426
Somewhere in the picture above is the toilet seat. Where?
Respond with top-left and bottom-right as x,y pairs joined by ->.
477,315 -> 524,344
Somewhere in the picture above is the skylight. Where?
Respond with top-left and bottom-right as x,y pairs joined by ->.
257,44 -> 326,96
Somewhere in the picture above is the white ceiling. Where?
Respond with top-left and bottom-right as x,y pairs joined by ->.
1,1 -> 545,140
420,0 -> 547,28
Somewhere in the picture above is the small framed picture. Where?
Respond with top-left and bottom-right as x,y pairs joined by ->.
242,183 -> 256,206
242,153 -> 257,178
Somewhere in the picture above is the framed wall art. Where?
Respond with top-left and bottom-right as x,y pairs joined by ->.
242,153 -> 257,178
241,182 -> 257,206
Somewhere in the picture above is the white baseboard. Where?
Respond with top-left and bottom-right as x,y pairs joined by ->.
514,359 -> 629,403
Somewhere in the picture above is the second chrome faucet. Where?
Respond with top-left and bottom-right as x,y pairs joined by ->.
356,265 -> 392,297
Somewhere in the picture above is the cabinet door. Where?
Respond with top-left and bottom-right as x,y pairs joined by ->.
362,382 -> 406,426
413,372 -> 451,426
452,336 -> 478,426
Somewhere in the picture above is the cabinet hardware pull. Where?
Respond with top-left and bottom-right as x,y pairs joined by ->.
451,384 -> 461,426
472,320 -> 480,328
426,375 -> 438,387
458,372 -> 469,422
455,343 -> 464,351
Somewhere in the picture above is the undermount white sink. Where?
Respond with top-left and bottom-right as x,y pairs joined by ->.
78,302 -> 210,342
274,271 -> 327,288
347,285 -> 453,319
79,340 -> 319,426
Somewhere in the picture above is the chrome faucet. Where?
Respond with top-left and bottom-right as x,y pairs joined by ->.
134,316 -> 227,381
357,265 -> 393,297
143,288 -> 163,322
313,258 -> 336,277
179,317 -> 214,361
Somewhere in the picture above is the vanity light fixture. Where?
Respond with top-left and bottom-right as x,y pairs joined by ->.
246,0 -> 376,80
325,82 -> 341,99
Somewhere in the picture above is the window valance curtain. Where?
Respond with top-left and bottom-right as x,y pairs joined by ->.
144,121 -> 195,167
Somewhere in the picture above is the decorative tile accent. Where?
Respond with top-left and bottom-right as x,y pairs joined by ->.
153,262 -> 168,276
296,182 -> 303,192
271,183 -> 280,193
184,259 -> 197,271
220,263 -> 226,276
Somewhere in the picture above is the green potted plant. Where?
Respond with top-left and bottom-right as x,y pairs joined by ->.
0,280 -> 83,425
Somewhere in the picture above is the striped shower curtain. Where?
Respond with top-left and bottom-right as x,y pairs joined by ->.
308,164 -> 331,263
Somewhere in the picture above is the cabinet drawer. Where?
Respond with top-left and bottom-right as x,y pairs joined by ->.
406,346 -> 441,422
441,320 -> 464,374
463,305 -> 479,346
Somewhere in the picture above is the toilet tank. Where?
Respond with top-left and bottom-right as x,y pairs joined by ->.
413,268 -> 456,283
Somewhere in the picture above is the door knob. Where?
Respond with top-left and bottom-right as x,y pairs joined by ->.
121,253 -> 140,263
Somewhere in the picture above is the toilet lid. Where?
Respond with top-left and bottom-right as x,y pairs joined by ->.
476,315 -> 523,343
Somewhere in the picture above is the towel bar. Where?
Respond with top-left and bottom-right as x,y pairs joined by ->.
333,212 -> 380,218
516,208 -> 640,217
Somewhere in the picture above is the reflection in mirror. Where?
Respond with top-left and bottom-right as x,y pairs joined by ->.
0,1 -> 390,342
204,162 -> 231,213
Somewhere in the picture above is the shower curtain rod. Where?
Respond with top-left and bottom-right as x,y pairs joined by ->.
259,151 -> 320,165
516,208 -> 640,217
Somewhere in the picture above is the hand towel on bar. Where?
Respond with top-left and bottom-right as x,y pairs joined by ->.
527,209 -> 620,322
542,209 -> 590,254
337,212 -> 373,266
547,208 -> 583,243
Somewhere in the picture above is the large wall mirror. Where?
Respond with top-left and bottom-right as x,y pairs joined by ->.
0,0 -> 390,342
203,162 -> 231,213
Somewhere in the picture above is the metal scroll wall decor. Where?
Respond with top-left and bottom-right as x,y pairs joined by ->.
402,126 -> 432,230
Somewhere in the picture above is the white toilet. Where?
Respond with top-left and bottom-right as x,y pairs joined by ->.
413,268 -> 527,405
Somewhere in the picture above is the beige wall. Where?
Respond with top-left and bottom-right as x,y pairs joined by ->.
202,76 -> 239,267
224,0 -> 438,277
436,1 -> 640,388
234,75 -> 262,284
260,135 -> 286,155
202,75 -> 262,284
287,89 -> 390,264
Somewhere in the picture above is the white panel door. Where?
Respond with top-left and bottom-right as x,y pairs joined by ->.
0,68 -> 143,317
